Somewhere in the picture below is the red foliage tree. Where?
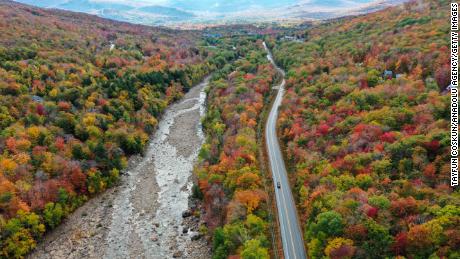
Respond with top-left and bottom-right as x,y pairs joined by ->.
366,206 -> 379,218
318,123 -> 330,136
392,232 -> 408,255
36,104 -> 45,116
434,64 -> 450,89
380,132 -> 396,143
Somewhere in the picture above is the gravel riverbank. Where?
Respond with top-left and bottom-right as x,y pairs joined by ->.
29,78 -> 212,259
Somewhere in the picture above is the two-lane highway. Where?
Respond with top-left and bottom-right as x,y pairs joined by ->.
263,42 -> 307,259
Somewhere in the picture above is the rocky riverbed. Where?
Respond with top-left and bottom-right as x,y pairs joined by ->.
29,78 -> 211,259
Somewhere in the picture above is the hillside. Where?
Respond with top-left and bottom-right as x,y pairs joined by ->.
270,0 -> 458,258
0,0 -> 217,257
0,0 -> 457,258
196,38 -> 277,258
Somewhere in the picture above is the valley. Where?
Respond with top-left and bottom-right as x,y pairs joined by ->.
30,77 -> 210,259
14,0 -> 407,27
0,1 -> 458,259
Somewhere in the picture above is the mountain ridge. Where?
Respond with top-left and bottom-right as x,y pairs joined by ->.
13,0 -> 408,27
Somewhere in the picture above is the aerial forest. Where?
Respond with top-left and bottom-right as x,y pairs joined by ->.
0,0 -> 458,258
270,0 -> 458,258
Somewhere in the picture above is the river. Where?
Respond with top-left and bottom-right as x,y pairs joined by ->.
30,77 -> 211,259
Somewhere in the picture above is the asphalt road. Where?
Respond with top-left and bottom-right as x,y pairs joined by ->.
263,42 -> 307,259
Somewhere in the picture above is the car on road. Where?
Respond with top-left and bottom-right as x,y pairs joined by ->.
277,182 -> 281,189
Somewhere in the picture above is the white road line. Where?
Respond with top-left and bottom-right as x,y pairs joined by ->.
264,42 -> 306,259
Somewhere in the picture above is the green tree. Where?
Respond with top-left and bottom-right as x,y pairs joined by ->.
245,214 -> 267,237
212,228 -> 228,259
308,211 -> 344,240
307,238 -> 325,259
368,195 -> 391,210
363,220 -> 393,257
367,69 -> 381,87
241,239 -> 269,259
1,211 -> 45,258
1,229 -> 36,258
43,202 -> 64,229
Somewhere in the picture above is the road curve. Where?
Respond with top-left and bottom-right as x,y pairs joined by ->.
263,42 -> 307,259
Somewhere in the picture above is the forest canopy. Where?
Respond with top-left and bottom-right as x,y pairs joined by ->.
0,0 -> 458,258
0,0 -> 221,257
269,0 -> 459,258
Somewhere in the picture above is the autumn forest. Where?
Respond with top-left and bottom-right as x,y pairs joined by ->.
0,0 -> 458,258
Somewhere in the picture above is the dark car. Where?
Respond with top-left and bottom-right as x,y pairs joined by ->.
277,182 -> 281,189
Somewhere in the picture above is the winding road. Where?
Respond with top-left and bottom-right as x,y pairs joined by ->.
263,42 -> 307,259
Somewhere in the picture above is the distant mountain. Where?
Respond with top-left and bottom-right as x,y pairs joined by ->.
14,0 -> 67,7
14,0 -> 408,26
285,0 -> 408,20
58,0 -> 133,13
169,0 -> 297,13
138,5 -> 195,18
